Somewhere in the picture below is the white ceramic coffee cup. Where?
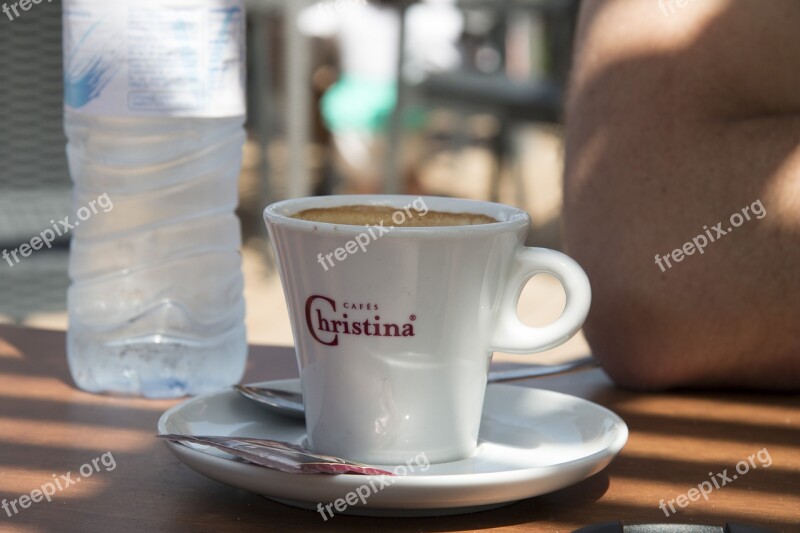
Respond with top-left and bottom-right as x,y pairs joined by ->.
264,195 -> 591,464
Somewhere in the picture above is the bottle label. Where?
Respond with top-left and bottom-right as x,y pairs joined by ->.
63,0 -> 246,117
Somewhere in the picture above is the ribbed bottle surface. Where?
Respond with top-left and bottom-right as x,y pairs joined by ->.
65,112 -> 247,398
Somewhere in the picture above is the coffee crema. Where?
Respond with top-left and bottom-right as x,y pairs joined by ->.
291,205 -> 497,227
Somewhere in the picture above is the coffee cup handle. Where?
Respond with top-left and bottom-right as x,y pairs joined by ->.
491,247 -> 591,354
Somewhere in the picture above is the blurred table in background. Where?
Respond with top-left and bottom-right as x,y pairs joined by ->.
244,0 -> 580,199
386,0 -> 578,196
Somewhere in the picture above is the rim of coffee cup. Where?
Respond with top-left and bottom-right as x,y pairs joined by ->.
263,195 -> 530,237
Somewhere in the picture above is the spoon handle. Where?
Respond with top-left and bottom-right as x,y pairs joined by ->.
487,355 -> 599,383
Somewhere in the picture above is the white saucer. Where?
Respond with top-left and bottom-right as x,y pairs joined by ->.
157,379 -> 627,517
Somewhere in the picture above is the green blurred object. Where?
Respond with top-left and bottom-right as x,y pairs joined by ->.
321,75 -> 424,133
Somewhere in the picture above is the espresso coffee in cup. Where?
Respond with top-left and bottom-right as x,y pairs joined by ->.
292,205 -> 497,227
265,195 -> 591,464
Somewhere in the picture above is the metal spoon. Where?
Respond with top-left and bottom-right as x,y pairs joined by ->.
235,355 -> 599,419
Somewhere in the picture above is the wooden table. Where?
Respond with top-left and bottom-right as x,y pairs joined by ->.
0,325 -> 797,532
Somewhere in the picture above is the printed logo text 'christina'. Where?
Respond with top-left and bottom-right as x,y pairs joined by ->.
305,295 -> 416,346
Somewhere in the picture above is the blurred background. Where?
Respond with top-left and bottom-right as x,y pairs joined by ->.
0,0 -> 589,363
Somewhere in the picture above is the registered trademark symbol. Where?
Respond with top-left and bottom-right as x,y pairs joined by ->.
409,314 -> 416,321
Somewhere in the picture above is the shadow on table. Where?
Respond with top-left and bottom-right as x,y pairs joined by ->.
0,327 -> 797,531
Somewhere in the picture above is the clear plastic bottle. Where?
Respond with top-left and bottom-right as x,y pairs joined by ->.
63,0 -> 248,397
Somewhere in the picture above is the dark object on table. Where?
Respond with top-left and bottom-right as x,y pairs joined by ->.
574,521 -> 778,533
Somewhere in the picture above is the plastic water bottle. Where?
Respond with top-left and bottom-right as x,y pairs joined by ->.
62,0 -> 248,397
